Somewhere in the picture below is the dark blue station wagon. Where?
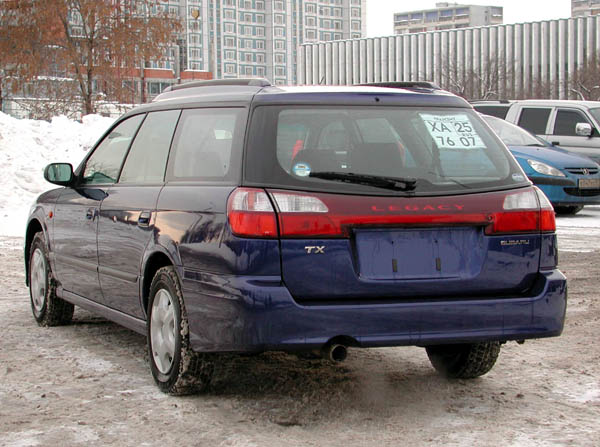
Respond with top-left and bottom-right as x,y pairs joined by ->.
25,79 -> 567,394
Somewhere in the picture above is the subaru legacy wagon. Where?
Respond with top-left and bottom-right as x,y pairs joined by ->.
26,79 -> 567,395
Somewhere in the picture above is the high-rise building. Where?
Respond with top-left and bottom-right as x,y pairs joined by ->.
393,2 -> 503,35
572,0 -> 600,17
156,0 -> 366,88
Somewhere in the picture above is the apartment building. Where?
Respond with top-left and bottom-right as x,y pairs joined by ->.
572,0 -> 600,16
145,0 -> 365,89
393,2 -> 503,35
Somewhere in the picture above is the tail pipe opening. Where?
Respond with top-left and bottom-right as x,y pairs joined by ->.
322,343 -> 348,362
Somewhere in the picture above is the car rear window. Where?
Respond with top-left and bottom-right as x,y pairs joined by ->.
245,106 -> 527,195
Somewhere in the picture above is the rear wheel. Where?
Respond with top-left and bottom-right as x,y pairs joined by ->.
554,205 -> 583,215
28,232 -> 74,326
147,266 -> 214,395
426,342 -> 501,379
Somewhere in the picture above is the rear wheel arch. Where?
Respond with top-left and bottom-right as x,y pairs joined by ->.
142,251 -> 178,315
25,219 -> 44,286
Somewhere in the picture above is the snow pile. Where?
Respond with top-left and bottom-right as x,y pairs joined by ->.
0,112 -> 114,236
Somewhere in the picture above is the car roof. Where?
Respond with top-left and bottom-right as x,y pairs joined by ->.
120,79 -> 470,119
509,99 -> 600,108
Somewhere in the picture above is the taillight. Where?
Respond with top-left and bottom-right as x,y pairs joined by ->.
227,188 -> 278,238
271,192 -> 335,237
535,187 -> 556,232
485,188 -> 555,235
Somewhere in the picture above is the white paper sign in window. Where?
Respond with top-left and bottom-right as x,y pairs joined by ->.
420,114 -> 485,150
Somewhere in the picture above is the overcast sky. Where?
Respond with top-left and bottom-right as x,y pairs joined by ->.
366,0 -> 573,37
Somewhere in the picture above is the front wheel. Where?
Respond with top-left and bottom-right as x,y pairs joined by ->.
147,266 -> 213,395
426,342 -> 501,379
554,205 -> 583,215
28,232 -> 74,326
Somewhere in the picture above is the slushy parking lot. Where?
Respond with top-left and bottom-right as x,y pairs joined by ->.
1,209 -> 599,447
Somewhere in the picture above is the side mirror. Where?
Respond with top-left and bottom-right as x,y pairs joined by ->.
44,163 -> 74,186
575,122 -> 593,137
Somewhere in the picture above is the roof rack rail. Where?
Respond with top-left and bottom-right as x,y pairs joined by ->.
361,81 -> 441,90
163,78 -> 271,93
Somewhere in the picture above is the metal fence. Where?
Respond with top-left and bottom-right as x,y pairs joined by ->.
297,16 -> 600,100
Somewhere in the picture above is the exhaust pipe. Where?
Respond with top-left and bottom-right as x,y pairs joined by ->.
322,344 -> 348,362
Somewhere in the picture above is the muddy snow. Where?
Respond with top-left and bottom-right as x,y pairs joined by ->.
1,216 -> 599,446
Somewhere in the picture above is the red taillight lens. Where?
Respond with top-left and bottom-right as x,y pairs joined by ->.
485,188 -> 555,235
227,188 -> 278,238
536,187 -> 556,232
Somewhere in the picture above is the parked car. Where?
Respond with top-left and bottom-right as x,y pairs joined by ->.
483,114 -> 600,215
500,99 -> 600,164
471,100 -> 514,119
26,79 -> 566,395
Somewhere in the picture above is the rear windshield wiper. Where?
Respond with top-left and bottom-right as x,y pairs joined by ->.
309,171 -> 417,192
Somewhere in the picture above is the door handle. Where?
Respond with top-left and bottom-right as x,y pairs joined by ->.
138,211 -> 151,227
86,208 -> 95,220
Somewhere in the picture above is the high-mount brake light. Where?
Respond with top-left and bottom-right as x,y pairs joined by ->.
227,188 -> 278,238
485,188 -> 555,235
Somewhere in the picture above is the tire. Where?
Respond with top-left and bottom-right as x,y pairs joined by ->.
28,232 -> 74,326
554,205 -> 583,215
426,342 -> 501,379
147,266 -> 214,395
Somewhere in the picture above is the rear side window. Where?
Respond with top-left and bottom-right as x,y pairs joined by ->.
246,106 -> 525,195
82,114 -> 144,185
553,109 -> 590,136
166,108 -> 245,182
518,108 -> 551,135
119,110 -> 181,184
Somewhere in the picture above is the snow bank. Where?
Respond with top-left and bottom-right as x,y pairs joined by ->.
0,112 -> 114,236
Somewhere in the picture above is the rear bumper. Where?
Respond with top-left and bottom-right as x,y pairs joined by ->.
182,269 -> 567,352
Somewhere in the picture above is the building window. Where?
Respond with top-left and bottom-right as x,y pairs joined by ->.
351,8 -> 360,18
224,9 -> 234,19
274,40 -> 285,49
225,64 -> 235,74
257,67 -> 265,76
256,53 -> 265,63
274,1 -> 284,11
275,67 -> 285,76
225,51 -> 235,60
225,23 -> 235,33
306,3 -> 315,13
306,29 -> 316,39
225,37 -> 235,47
306,16 -> 315,26
256,0 -> 264,9
274,14 -> 284,24
256,40 -> 265,49
256,27 -> 265,36
274,27 -> 285,37
245,66 -> 253,75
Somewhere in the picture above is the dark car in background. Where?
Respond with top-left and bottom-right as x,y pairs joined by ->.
25,80 -> 566,395
483,114 -> 600,215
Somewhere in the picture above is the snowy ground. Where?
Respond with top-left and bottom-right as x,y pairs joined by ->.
1,114 -> 599,446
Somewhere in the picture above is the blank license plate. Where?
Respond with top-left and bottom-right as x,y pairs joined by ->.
579,178 -> 600,189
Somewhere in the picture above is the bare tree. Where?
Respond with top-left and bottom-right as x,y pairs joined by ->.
442,56 -> 511,101
0,0 -> 180,115
569,53 -> 600,101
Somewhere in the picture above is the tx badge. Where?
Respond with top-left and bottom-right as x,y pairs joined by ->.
304,246 -> 325,254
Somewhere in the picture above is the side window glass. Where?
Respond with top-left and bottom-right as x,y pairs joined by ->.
119,110 -> 181,184
168,108 -> 243,181
82,115 -> 144,184
518,108 -> 552,135
553,109 -> 590,136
